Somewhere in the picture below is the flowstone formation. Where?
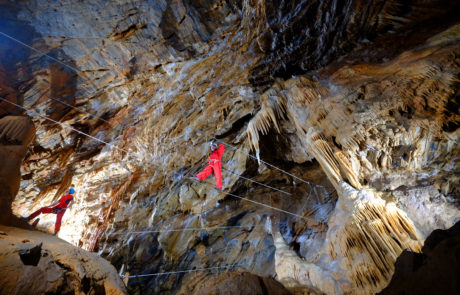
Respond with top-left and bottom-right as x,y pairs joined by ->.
1,0 -> 459,294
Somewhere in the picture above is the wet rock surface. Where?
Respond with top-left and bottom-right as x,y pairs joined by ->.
0,0 -> 459,294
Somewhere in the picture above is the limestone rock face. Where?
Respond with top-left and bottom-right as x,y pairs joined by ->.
0,0 -> 459,294
0,225 -> 127,295
0,116 -> 35,226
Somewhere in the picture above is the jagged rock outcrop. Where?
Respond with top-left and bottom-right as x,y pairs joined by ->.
0,0 -> 459,294
0,115 -> 35,227
380,221 -> 460,295
0,225 -> 127,295
179,271 -> 291,295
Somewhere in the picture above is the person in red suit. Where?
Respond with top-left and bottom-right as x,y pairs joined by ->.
24,188 -> 75,235
195,141 -> 225,190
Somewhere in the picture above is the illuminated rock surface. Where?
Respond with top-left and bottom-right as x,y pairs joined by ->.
0,0 -> 459,294
0,225 -> 127,295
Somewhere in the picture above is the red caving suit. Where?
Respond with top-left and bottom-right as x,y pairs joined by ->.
196,144 -> 225,190
28,194 -> 73,233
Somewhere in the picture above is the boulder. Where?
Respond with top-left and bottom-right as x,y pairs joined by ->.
0,225 -> 127,295
189,271 -> 291,295
380,221 -> 460,295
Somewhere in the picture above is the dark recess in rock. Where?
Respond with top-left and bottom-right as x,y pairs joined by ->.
18,243 -> 42,266
81,276 -> 91,293
216,113 -> 253,140
249,0 -> 460,89
380,221 -> 460,295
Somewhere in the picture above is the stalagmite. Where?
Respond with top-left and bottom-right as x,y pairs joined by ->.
327,182 -> 423,293
266,218 -> 345,295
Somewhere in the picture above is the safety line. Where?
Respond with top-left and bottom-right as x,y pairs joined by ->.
25,83 -> 113,126
210,136 -> 325,189
1,97 -> 301,200
0,30 -> 254,130
106,225 -> 262,235
0,31 -> 328,215
2,30 -> 324,200
2,97 -> 301,208
46,95 -> 113,125
0,31 -> 117,126
3,27 -> 327,283
1,30 -> 330,286
0,97 -> 131,155
121,265 -> 239,278
194,178 -> 307,220
62,225 -> 265,239
0,31 -> 85,79
62,220 -> 284,239
221,166 -> 291,195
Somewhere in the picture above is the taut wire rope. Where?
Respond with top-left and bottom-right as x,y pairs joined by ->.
1,29 -> 327,197
194,178 -> 310,220
221,166 -> 291,196
0,97 -> 130,154
0,30 -> 332,284
121,266 -> 241,278
1,97 -> 312,222
208,135 -> 325,189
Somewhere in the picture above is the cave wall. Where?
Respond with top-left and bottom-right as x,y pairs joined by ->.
0,0 -> 459,294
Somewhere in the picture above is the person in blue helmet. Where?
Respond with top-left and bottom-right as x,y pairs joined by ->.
23,187 -> 75,235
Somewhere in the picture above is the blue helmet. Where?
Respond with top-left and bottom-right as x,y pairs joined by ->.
69,188 -> 75,194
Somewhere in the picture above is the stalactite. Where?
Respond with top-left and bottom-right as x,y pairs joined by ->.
246,87 -> 287,161
272,183 -> 423,294
306,129 -> 364,191
334,151 -> 361,189
327,183 -> 423,294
